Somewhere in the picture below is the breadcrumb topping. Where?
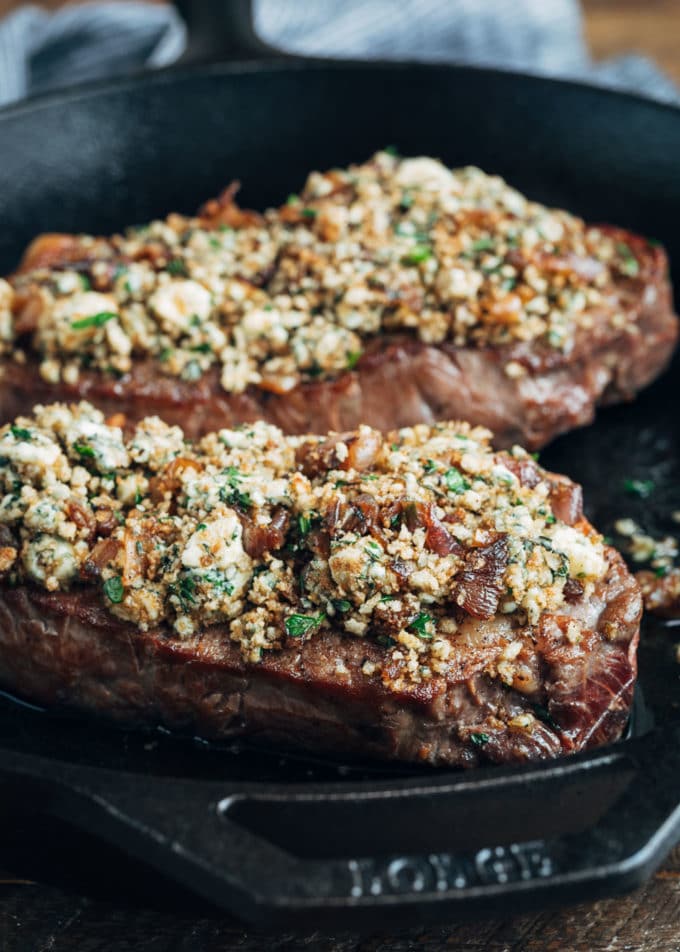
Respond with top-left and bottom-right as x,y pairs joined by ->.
4,151 -> 646,395
0,403 -> 606,690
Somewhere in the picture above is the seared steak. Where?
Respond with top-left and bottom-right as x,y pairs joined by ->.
1,152 -> 676,449
0,402 -> 640,766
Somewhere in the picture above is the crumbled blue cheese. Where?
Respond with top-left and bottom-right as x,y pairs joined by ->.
0,402 -> 609,686
10,152 -> 642,393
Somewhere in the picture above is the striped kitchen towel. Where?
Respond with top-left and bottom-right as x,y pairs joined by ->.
0,0 -> 677,109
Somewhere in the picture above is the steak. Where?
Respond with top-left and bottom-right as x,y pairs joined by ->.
0,152 -> 676,449
0,402 -> 641,767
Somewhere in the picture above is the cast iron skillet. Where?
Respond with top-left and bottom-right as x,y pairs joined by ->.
0,1 -> 680,930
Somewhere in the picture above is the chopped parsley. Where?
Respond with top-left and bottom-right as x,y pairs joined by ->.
470,237 -> 495,252
176,574 -> 197,608
409,611 -> 434,639
74,443 -> 96,458
444,466 -> 470,494
402,245 -> 432,265
301,207 -> 317,218
10,426 -> 31,441
166,258 -> 189,277
346,350 -> 362,370
332,598 -> 351,613
199,570 -> 234,596
71,311 -> 117,330
285,612 -> 325,638
423,459 -> 438,474
103,576 -> 124,604
218,467 -> 252,508
470,732 -> 490,746
623,478 -> 655,498
532,703 -> 559,732
616,242 -> 640,277
655,565 -> 670,578
298,513 -> 312,536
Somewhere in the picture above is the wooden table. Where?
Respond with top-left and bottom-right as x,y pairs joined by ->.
1,1 -> 680,949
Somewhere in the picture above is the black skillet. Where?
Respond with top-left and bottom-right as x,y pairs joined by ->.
0,0 -> 680,930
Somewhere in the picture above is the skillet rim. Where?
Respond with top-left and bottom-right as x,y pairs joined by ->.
1,56 -> 680,125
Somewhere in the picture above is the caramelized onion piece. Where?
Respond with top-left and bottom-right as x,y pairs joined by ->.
83,537 -> 121,579
240,506 -> 290,559
198,181 -> 264,230
65,499 -> 96,541
384,498 -> 464,558
16,233 -> 92,274
297,428 -> 382,478
563,578 -> 585,603
149,457 -> 203,503
550,480 -> 583,526
454,536 -> 509,619
503,456 -> 541,489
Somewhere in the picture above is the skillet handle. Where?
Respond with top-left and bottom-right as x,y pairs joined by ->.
172,0 -> 291,65
1,727 -> 680,928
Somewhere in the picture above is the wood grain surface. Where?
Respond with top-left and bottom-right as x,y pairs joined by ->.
1,816 -> 680,951
1,1 -> 680,949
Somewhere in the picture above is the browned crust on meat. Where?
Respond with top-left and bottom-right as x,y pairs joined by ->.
0,548 -> 640,767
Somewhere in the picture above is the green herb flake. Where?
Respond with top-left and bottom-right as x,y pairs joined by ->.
298,514 -> 311,536
346,350 -> 362,370
409,611 -> 434,639
285,612 -> 325,639
616,242 -> 640,277
423,459 -> 438,474
286,193 -> 300,205
79,274 -> 92,291
301,207 -> 317,219
196,523 -> 207,531
402,244 -> 432,265
103,576 -> 124,604
167,258 -> 188,277
383,145 -> 399,156
71,311 -> 117,330
471,237 -> 495,252
10,426 -> 31,441
532,703 -> 559,732
623,478 -> 655,498
74,443 -> 95,459
655,565 -> 670,578
443,466 -> 470,494
332,598 -> 351,613
177,574 -> 197,608
470,732 -> 490,746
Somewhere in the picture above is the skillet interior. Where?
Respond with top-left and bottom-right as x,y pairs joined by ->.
0,63 -> 679,923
